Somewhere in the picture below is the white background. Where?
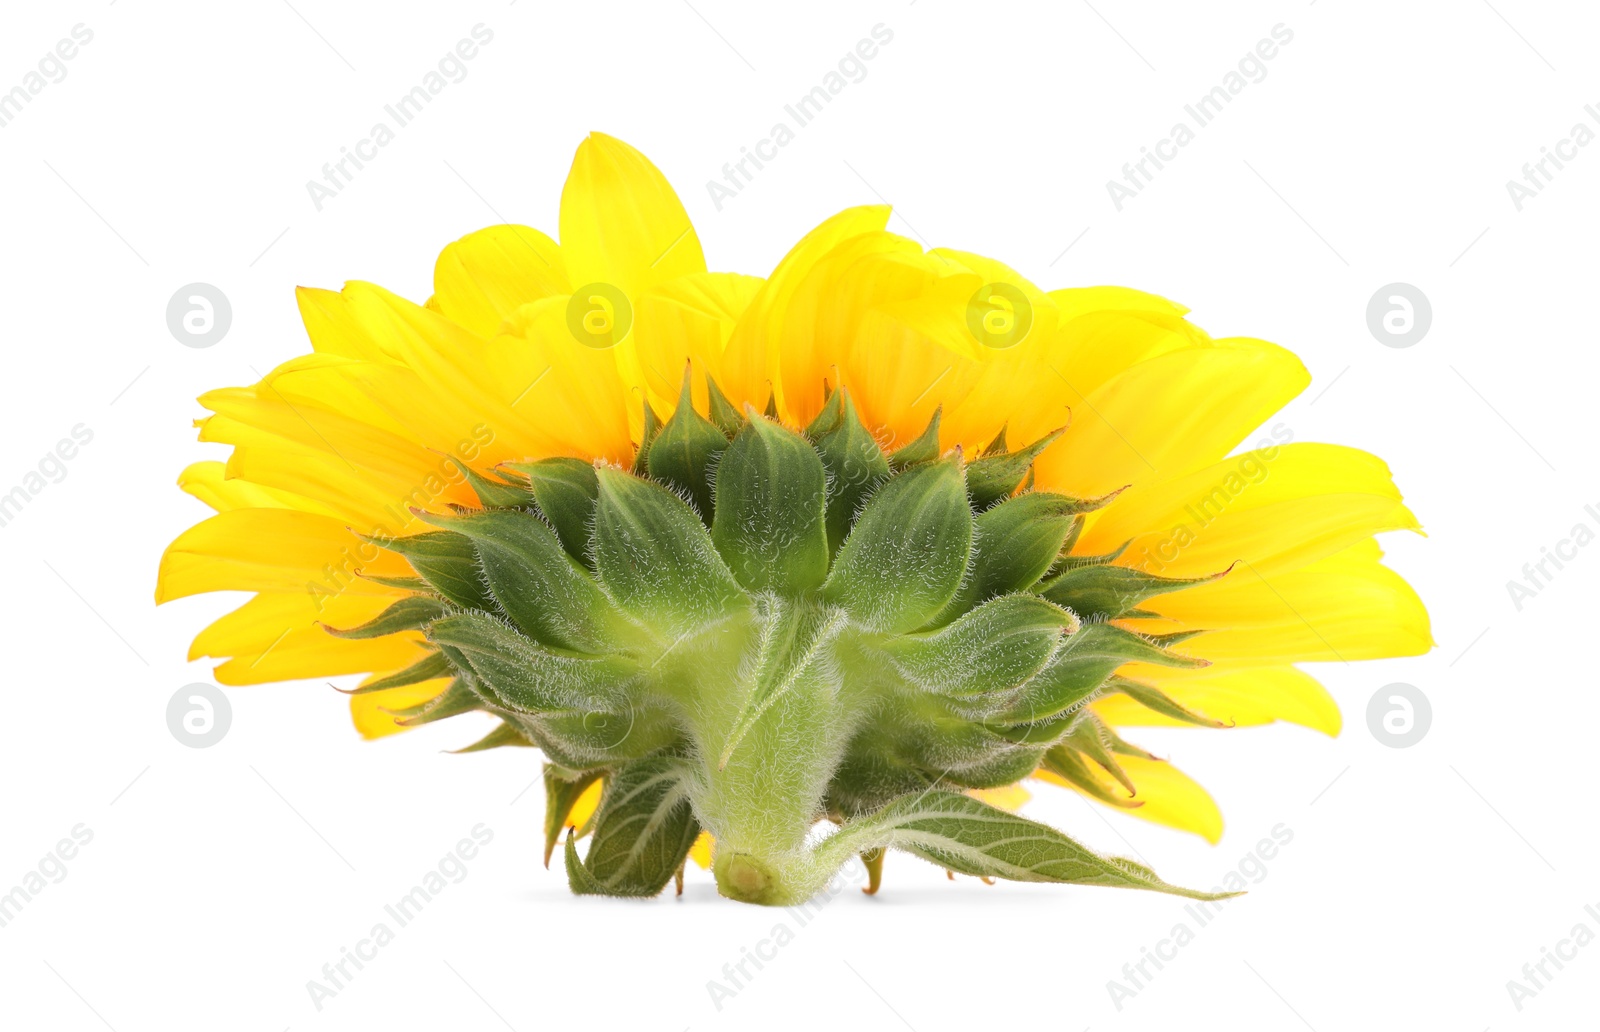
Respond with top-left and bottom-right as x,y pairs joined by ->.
1,1 -> 1596,1029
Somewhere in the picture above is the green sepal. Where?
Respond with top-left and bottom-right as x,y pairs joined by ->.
1040,744 -> 1142,809
459,465 -> 536,510
416,508 -> 629,654
1040,563 -> 1228,621
1145,629 -> 1207,649
879,594 -> 1074,703
563,831 -> 607,894
387,677 -> 481,727
429,612 -> 635,713
936,493 -> 1089,621
965,427 -> 1065,509
632,398 -> 664,476
981,424 -> 1009,457
804,382 -> 845,438
825,738 -> 938,817
1101,722 -> 1160,760
563,758 -> 701,897
888,406 -> 942,470
376,530 -> 495,612
543,764 -> 604,867
991,622 -> 1203,724
822,456 -> 972,634
711,413 -> 830,594
1108,675 -> 1230,728
503,457 -> 599,568
449,721 -> 532,754
593,468 -> 745,638
1060,712 -> 1135,793
1052,539 -> 1132,571
356,573 -> 431,592
990,709 -> 1080,745
321,596 -> 449,639
810,389 -> 890,556
705,376 -> 745,436
522,704 -> 683,768
647,370 -> 730,522
867,705 -> 1042,785
346,650 -> 452,693
942,741 -> 1057,790
816,789 -> 1232,900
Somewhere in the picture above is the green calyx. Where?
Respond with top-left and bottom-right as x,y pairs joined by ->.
334,371 -> 1235,905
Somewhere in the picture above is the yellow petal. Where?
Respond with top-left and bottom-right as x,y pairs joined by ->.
1093,664 -> 1341,736
215,628 -> 425,686
351,678 -> 453,739
688,831 -> 714,870
339,281 -> 577,457
177,461 -> 337,515
911,254 -> 1059,450
631,272 -> 765,416
831,250 -> 996,442
213,435 -> 453,536
1034,754 -> 1223,843
567,778 -> 605,831
775,232 -> 933,426
948,287 -> 1208,453
190,590 -> 402,659
1033,338 -> 1310,498
200,384 -> 477,504
495,297 -> 636,463
969,783 -> 1032,811
1081,442 -> 1420,577
245,351 -> 421,438
257,351 -> 541,471
720,205 -> 890,412
156,508 -> 411,603
430,224 -> 570,338
190,591 -> 425,686
559,132 -> 706,302
1044,286 -> 1210,398
296,286 -> 394,361
1137,542 -> 1433,665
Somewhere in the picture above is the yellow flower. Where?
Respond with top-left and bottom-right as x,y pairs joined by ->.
157,133 -> 1428,903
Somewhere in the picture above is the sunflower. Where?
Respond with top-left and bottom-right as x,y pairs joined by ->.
156,133 -> 1428,905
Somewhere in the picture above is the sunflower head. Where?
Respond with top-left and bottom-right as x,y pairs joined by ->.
158,132 -> 1429,906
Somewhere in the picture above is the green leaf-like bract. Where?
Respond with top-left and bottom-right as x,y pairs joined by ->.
647,370 -> 730,522
505,457 -> 599,567
418,508 -> 630,654
822,456 -> 972,633
1040,562 -> 1227,621
592,468 -> 744,638
565,758 -> 701,896
544,763 -> 602,866
323,595 -> 449,639
352,380 -> 1229,904
812,790 -> 1234,900
712,414 -> 829,594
